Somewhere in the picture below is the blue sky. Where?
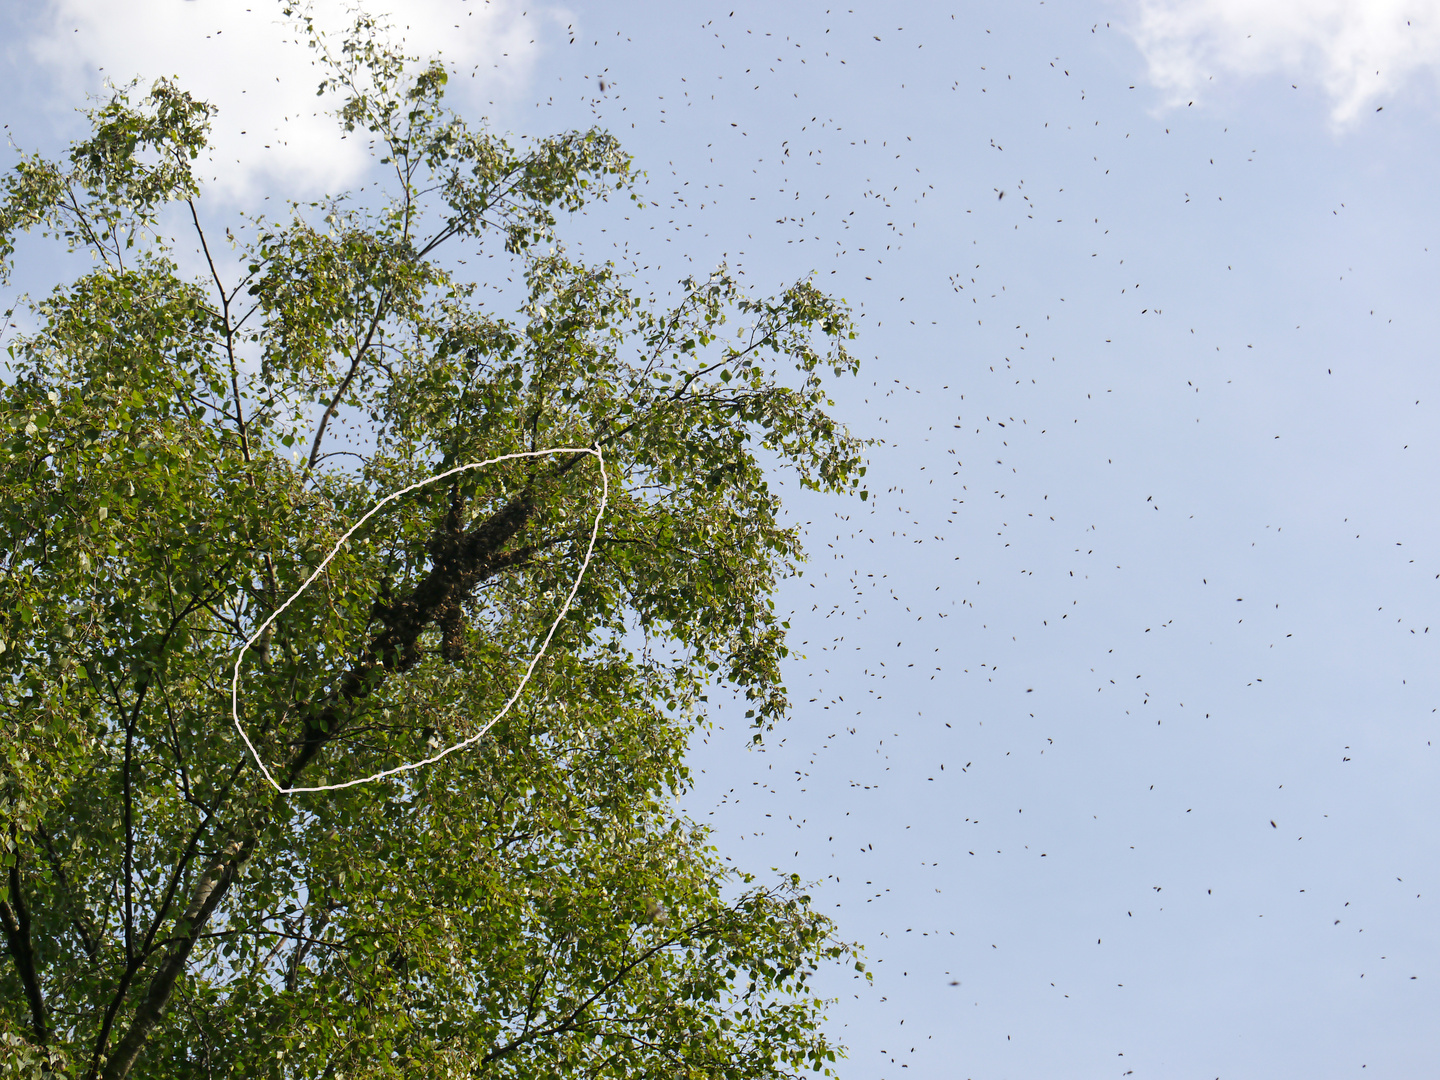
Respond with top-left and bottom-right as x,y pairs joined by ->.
5,1 -> 1439,1076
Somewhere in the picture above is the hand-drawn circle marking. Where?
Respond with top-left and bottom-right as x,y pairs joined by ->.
231,446 -> 607,795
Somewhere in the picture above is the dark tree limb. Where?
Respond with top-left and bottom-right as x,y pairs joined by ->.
1,851 -> 49,1047
287,486 -> 537,785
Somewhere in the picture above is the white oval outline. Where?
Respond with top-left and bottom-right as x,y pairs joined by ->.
231,446 -> 607,795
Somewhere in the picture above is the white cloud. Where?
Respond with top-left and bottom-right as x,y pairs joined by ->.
1123,0 -> 1440,124
27,0 -> 550,201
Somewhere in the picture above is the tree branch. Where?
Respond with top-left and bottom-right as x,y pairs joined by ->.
134,758 -> 248,968
482,919 -> 723,1065
36,824 -> 100,963
122,682 -> 144,966
96,837 -> 253,1080
188,200 -> 251,464
305,289 -> 391,476
0,849 -> 49,1047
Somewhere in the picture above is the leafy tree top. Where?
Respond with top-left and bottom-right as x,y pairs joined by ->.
0,12 -> 868,1079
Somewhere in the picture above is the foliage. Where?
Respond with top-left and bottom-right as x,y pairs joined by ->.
0,12 -> 867,1079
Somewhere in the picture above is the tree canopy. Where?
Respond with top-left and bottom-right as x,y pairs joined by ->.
0,12 -> 870,1080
